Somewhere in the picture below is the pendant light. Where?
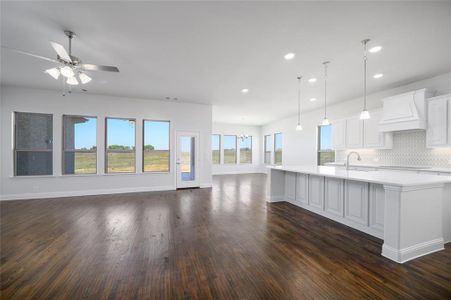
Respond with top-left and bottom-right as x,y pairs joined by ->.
295,75 -> 303,131
360,39 -> 371,120
321,61 -> 330,126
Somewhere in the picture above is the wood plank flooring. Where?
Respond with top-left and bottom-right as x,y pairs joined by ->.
1,174 -> 450,299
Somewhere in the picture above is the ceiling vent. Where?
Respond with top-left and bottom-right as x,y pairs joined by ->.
379,88 -> 434,132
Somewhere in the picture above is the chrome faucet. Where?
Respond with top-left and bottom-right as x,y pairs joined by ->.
346,151 -> 361,170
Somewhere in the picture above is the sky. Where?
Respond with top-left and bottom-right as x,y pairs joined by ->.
72,118 -> 332,151
224,135 -> 236,150
72,118 -> 169,149
212,134 -> 220,150
320,125 -> 332,150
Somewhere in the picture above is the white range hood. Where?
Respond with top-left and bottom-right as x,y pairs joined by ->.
379,88 -> 434,132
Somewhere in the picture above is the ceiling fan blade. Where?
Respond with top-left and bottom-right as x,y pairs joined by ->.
1,46 -> 59,63
81,64 -> 119,72
50,41 -> 72,62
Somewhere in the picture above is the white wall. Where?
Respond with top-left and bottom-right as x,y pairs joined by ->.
0,86 -> 212,200
261,72 -> 451,167
212,123 -> 262,174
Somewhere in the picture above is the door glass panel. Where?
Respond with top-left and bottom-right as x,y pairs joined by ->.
180,136 -> 195,181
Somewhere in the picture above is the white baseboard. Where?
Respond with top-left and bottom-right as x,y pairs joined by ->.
213,170 -> 265,175
0,185 -> 176,201
267,196 -> 284,203
382,238 -> 444,263
200,182 -> 212,188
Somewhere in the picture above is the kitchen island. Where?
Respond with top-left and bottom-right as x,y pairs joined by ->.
267,165 -> 451,263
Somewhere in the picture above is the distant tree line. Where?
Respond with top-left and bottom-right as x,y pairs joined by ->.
108,145 -> 136,150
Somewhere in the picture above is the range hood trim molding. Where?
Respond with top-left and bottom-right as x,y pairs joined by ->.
379,88 -> 434,132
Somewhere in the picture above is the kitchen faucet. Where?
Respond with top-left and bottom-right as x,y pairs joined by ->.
346,151 -> 361,170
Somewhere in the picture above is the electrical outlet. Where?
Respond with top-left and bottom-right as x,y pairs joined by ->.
448,159 -> 451,165
373,158 -> 380,162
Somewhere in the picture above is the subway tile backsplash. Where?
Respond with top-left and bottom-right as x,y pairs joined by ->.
335,130 -> 451,167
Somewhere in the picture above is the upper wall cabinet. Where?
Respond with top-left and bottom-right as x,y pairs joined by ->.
346,117 -> 364,148
332,119 -> 346,150
363,111 -> 393,149
332,111 -> 393,150
427,94 -> 450,148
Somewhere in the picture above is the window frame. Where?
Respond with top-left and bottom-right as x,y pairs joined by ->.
14,111 -> 53,176
317,125 -> 335,166
62,114 -> 97,175
211,134 -> 221,165
105,117 -> 137,174
264,134 -> 272,165
142,119 -> 171,173
274,132 -> 283,165
239,136 -> 252,164
223,135 -> 237,164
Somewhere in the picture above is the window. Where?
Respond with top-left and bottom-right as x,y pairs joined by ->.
63,115 -> 97,174
318,125 -> 335,165
212,134 -> 220,164
105,118 -> 136,173
240,136 -> 252,164
223,135 -> 237,164
264,135 -> 272,164
274,133 -> 283,165
143,120 -> 170,172
14,112 -> 53,176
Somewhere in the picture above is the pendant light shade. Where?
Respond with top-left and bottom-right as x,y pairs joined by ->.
360,39 -> 371,120
296,75 -> 303,131
45,68 -> 60,80
321,61 -> 330,126
66,76 -> 79,85
60,66 -> 75,78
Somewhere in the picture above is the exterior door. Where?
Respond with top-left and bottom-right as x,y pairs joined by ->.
176,131 -> 200,188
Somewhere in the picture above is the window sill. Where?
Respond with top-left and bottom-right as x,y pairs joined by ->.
10,172 -> 171,179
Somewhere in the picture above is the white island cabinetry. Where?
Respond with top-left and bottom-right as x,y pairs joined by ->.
267,165 -> 451,264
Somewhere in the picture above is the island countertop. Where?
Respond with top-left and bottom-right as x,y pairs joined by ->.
267,165 -> 451,187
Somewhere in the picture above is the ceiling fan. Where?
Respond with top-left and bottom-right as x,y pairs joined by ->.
3,30 -> 119,86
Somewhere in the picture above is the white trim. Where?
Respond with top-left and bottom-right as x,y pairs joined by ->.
382,238 -> 444,263
0,185 -> 176,201
213,170 -> 264,175
200,182 -> 212,188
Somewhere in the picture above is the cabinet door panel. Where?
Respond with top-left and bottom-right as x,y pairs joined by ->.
332,119 -> 346,150
369,184 -> 384,232
345,180 -> 369,226
285,172 -> 296,202
448,99 -> 451,146
427,98 -> 448,147
295,173 -> 308,204
363,111 -> 393,149
308,175 -> 324,210
325,178 -> 344,217
346,117 -> 363,148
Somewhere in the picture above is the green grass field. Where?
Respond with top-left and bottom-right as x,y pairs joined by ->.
67,150 -> 171,174
318,152 -> 335,165
68,148 -> 255,174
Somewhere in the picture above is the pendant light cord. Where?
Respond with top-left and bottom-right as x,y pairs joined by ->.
297,76 -> 301,125
323,61 -> 329,120
363,39 -> 368,111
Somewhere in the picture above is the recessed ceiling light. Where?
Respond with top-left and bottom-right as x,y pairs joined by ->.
310,98 -> 317,102
373,73 -> 384,79
369,46 -> 382,53
284,52 -> 295,60
241,88 -> 249,93
308,78 -> 317,83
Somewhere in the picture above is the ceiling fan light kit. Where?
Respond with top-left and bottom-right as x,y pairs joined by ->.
4,29 -> 119,95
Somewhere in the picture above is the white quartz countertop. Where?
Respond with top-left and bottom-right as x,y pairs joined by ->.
268,165 -> 451,187
325,162 -> 451,174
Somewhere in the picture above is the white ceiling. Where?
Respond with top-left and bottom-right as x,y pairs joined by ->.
1,1 -> 450,125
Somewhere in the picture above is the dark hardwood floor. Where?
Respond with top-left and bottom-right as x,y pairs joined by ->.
1,174 -> 450,299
